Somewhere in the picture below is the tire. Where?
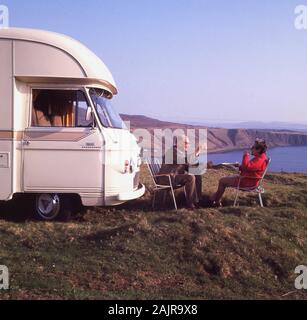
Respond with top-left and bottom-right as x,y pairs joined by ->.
34,193 -> 72,221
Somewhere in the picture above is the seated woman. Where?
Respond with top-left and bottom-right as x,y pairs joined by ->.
210,139 -> 268,206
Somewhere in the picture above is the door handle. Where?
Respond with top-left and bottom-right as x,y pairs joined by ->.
22,140 -> 30,146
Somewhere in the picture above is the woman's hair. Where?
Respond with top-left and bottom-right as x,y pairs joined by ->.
254,138 -> 268,154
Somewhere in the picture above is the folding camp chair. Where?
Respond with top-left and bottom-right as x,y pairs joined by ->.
233,157 -> 271,207
145,158 -> 186,211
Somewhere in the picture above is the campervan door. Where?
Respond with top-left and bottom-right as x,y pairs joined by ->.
22,86 -> 105,205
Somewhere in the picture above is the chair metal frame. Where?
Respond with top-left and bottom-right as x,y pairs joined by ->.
145,158 -> 186,211
233,157 -> 271,207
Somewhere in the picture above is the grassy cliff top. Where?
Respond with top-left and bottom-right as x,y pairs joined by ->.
0,167 -> 307,300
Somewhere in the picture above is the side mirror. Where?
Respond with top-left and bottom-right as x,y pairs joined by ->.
86,106 -> 92,122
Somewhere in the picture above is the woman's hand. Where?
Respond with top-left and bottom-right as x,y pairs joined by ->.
243,150 -> 250,156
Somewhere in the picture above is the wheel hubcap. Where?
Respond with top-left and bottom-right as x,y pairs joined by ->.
36,194 -> 60,220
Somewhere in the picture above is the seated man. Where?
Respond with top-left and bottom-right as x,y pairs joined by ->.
210,139 -> 268,206
157,135 -> 202,210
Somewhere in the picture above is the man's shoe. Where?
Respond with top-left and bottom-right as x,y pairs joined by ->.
212,201 -> 222,208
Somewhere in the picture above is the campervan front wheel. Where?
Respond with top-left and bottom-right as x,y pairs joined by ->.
34,194 -> 72,221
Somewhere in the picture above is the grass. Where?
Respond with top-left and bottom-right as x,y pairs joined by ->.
0,166 -> 307,300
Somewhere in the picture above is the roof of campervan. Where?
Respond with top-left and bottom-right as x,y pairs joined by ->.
0,28 -> 117,95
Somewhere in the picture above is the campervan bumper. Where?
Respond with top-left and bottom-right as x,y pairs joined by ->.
117,184 -> 145,201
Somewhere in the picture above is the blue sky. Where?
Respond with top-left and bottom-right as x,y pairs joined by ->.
2,0 -> 307,124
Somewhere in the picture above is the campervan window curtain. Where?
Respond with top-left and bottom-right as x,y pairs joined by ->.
32,90 -> 77,127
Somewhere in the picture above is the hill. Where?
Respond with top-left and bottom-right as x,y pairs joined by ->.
121,114 -> 307,153
182,120 -> 307,132
0,167 -> 307,299
121,114 -> 192,129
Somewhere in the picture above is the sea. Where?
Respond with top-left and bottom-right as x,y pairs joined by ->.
205,146 -> 307,173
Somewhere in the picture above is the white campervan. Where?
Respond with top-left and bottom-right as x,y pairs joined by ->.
0,28 -> 145,220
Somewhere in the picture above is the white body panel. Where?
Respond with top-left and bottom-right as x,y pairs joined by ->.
0,28 -> 145,207
15,41 -> 85,78
22,128 -> 103,192
0,40 -> 13,200
0,28 -> 117,94
104,129 -> 141,205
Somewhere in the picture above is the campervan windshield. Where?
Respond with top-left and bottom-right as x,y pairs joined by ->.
89,88 -> 126,129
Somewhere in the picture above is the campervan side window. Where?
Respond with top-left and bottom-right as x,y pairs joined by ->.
31,89 -> 93,127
